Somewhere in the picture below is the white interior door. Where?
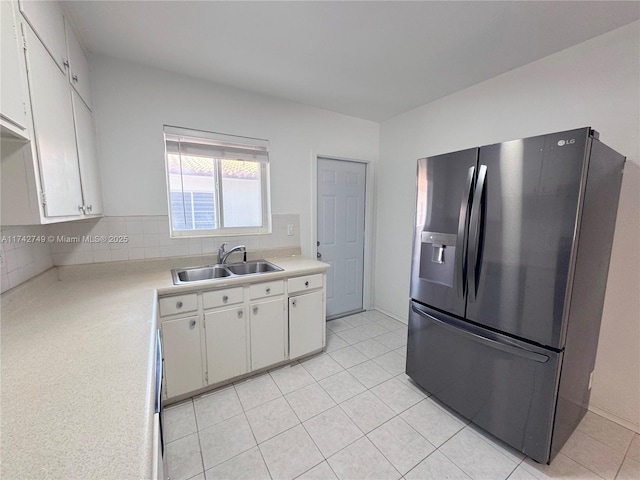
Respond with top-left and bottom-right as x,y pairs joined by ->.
317,158 -> 366,319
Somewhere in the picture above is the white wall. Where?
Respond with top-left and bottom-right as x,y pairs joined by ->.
376,22 -> 640,431
89,55 -> 379,259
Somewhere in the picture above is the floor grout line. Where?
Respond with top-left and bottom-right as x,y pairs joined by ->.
164,310 -> 638,480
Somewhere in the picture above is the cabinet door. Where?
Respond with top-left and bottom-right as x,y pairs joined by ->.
65,17 -> 92,110
19,0 -> 67,72
1,0 -> 29,136
250,297 -> 286,371
72,91 -> 103,215
24,26 -> 83,218
205,307 -> 248,384
289,291 -> 324,360
161,316 -> 203,399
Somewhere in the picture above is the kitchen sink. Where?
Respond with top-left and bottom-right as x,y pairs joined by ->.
174,266 -> 231,283
171,260 -> 282,284
225,261 -> 282,275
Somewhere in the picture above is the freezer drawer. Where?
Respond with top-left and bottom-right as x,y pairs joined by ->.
406,302 -> 562,463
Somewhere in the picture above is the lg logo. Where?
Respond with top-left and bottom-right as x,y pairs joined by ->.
557,139 -> 576,147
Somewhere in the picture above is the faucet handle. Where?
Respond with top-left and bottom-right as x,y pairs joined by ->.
219,242 -> 228,253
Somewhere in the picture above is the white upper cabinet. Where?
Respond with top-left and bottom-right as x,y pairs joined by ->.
24,24 -> 84,218
0,1 -> 102,225
65,17 -> 92,110
18,0 -> 67,72
72,91 -> 103,215
1,0 -> 30,138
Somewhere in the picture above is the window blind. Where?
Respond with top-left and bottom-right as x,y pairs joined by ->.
164,126 -> 269,163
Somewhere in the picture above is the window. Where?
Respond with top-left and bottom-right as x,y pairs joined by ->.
164,126 -> 271,237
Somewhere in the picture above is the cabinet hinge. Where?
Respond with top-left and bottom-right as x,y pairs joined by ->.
205,373 -> 208,383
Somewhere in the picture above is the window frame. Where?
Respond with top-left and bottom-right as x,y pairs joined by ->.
163,125 -> 272,238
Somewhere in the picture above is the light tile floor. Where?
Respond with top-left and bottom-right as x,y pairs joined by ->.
163,309 -> 640,480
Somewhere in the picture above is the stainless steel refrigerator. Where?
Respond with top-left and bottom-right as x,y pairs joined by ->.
406,127 -> 625,463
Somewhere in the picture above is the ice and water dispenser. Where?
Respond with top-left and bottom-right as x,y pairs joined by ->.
419,231 -> 457,287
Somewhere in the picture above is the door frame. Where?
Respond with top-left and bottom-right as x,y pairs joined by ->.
311,153 -> 375,312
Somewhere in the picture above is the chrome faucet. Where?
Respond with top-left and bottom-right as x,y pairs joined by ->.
218,242 -> 246,264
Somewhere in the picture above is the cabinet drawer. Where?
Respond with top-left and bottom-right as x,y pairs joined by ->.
250,280 -> 284,300
203,287 -> 244,309
159,293 -> 198,317
288,274 -> 323,294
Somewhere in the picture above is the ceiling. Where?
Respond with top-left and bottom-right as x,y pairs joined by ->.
63,1 -> 640,122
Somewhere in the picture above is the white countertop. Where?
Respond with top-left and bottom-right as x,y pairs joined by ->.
0,255 -> 328,479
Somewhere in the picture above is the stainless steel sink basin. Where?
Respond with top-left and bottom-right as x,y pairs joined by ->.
225,261 -> 282,275
173,266 -> 231,283
171,260 -> 282,284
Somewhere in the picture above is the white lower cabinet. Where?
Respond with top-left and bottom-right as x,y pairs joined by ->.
250,297 -> 287,371
159,270 -> 325,401
204,306 -> 248,384
289,290 -> 324,360
160,315 -> 203,399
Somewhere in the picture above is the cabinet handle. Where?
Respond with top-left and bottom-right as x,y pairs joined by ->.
72,74 -> 78,82
86,205 -> 93,212
305,281 -> 309,287
189,319 -> 196,327
292,299 -> 297,307
176,301 -> 183,308
222,295 -> 229,303
63,60 -> 69,68
253,306 -> 258,315
238,310 -> 243,319
78,205 -> 85,213
266,287 -> 271,294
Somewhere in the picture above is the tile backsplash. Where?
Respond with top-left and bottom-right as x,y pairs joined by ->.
0,213 -> 300,293
1,224 -> 54,293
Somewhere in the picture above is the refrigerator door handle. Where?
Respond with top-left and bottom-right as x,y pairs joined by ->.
411,303 -> 550,363
455,166 -> 475,298
468,164 -> 487,302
